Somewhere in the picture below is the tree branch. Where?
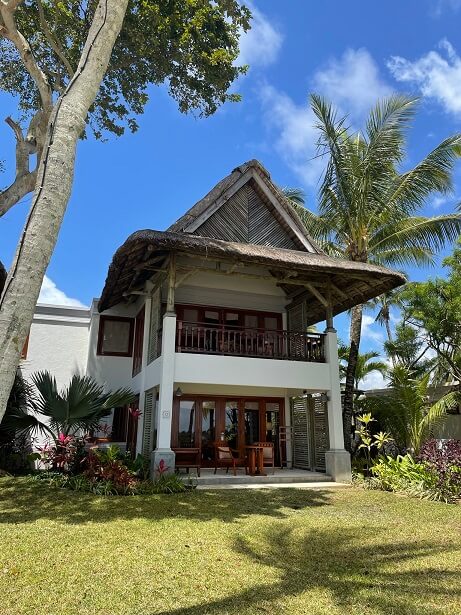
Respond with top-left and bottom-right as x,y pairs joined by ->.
0,111 -> 47,217
0,1 -> 53,114
0,170 -> 36,216
37,0 -> 74,77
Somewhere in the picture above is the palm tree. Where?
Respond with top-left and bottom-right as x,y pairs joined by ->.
369,289 -> 403,344
6,371 -> 136,439
287,94 -> 461,449
368,366 -> 460,454
338,344 -> 388,392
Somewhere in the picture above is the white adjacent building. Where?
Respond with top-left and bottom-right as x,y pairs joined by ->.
22,160 -> 405,481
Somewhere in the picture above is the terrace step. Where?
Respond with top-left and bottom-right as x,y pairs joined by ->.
193,469 -> 332,486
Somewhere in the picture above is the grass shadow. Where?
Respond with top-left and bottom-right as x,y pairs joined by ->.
0,477 -> 331,525
157,525 -> 461,615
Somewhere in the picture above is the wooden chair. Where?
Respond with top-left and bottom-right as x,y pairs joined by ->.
254,442 -> 275,474
214,443 -> 247,476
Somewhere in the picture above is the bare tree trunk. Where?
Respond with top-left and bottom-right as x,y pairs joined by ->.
0,0 -> 129,422
343,304 -> 363,452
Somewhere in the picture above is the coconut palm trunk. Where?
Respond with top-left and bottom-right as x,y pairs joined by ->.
343,305 -> 363,450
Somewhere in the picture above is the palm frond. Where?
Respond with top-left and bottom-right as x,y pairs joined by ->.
386,134 -> 461,212
281,187 -> 306,206
371,214 -> 461,257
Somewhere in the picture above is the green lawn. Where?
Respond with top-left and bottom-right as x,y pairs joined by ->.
1,478 -> 460,615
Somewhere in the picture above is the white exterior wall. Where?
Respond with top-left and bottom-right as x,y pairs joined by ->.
86,298 -> 141,391
172,353 -> 330,393
21,304 -> 90,389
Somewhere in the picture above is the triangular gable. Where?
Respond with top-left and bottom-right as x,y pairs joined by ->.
167,160 -> 320,253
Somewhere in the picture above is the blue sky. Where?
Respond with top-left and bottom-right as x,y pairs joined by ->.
2,0 -> 461,384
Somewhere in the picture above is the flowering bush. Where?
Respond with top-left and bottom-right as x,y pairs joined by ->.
84,447 -> 138,495
370,441 -> 461,503
417,439 -> 461,501
36,435 -> 86,474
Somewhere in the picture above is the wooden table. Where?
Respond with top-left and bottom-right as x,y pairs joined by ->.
245,445 -> 267,476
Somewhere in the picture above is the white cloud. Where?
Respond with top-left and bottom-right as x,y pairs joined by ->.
360,367 -> 389,391
361,314 -> 385,345
431,194 -> 451,209
431,0 -> 461,16
259,83 -> 323,186
259,48 -> 391,186
388,40 -> 461,117
312,48 -> 391,119
38,276 -> 86,307
238,2 -> 283,68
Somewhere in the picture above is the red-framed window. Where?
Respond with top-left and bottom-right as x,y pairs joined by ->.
97,315 -> 134,357
132,306 -> 145,376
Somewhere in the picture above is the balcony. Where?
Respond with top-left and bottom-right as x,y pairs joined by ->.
175,321 -> 325,363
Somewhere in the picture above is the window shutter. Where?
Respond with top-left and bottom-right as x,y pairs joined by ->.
291,396 -> 312,470
287,302 -> 306,332
142,390 -> 154,456
312,394 -> 329,471
287,302 -> 306,358
147,288 -> 161,364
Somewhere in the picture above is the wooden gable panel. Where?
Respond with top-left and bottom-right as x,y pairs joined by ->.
191,183 -> 298,249
247,186 -> 296,248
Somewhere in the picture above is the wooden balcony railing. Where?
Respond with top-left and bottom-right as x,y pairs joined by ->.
175,321 -> 326,362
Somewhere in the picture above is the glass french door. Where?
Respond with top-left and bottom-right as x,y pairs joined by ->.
201,401 -> 216,463
244,401 -> 260,447
172,396 -> 285,466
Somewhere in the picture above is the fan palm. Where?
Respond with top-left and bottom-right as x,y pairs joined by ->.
368,366 -> 460,454
8,371 -> 136,439
287,94 -> 461,449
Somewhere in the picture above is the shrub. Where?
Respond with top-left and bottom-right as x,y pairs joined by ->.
30,444 -> 190,496
84,447 -> 138,495
0,433 -> 33,474
417,439 -> 461,501
371,452 -> 461,503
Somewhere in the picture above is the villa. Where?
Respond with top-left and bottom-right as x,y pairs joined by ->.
21,160 -> 405,482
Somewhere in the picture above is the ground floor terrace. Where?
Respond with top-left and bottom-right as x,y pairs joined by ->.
138,381 -> 351,483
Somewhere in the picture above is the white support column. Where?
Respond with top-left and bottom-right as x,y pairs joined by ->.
324,326 -> 351,482
151,311 -> 177,477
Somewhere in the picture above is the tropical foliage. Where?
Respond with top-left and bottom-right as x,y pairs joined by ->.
6,371 -> 136,440
287,94 -> 461,448
399,240 -> 461,384
367,366 -> 459,454
338,343 -> 388,390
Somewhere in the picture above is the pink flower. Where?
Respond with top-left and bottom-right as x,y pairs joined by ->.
129,408 -> 142,420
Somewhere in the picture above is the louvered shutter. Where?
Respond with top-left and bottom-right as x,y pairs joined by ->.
142,390 -> 154,456
291,397 -> 312,470
147,289 -> 161,364
287,302 -> 306,358
312,394 -> 329,471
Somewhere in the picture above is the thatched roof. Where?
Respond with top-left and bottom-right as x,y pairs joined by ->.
98,230 -> 406,324
167,159 -> 320,253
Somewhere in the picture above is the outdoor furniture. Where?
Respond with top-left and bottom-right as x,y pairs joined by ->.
214,443 -> 246,476
254,441 -> 275,474
245,444 -> 266,476
173,447 -> 201,477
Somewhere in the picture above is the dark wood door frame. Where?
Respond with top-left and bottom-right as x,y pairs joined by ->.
171,394 -> 285,466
